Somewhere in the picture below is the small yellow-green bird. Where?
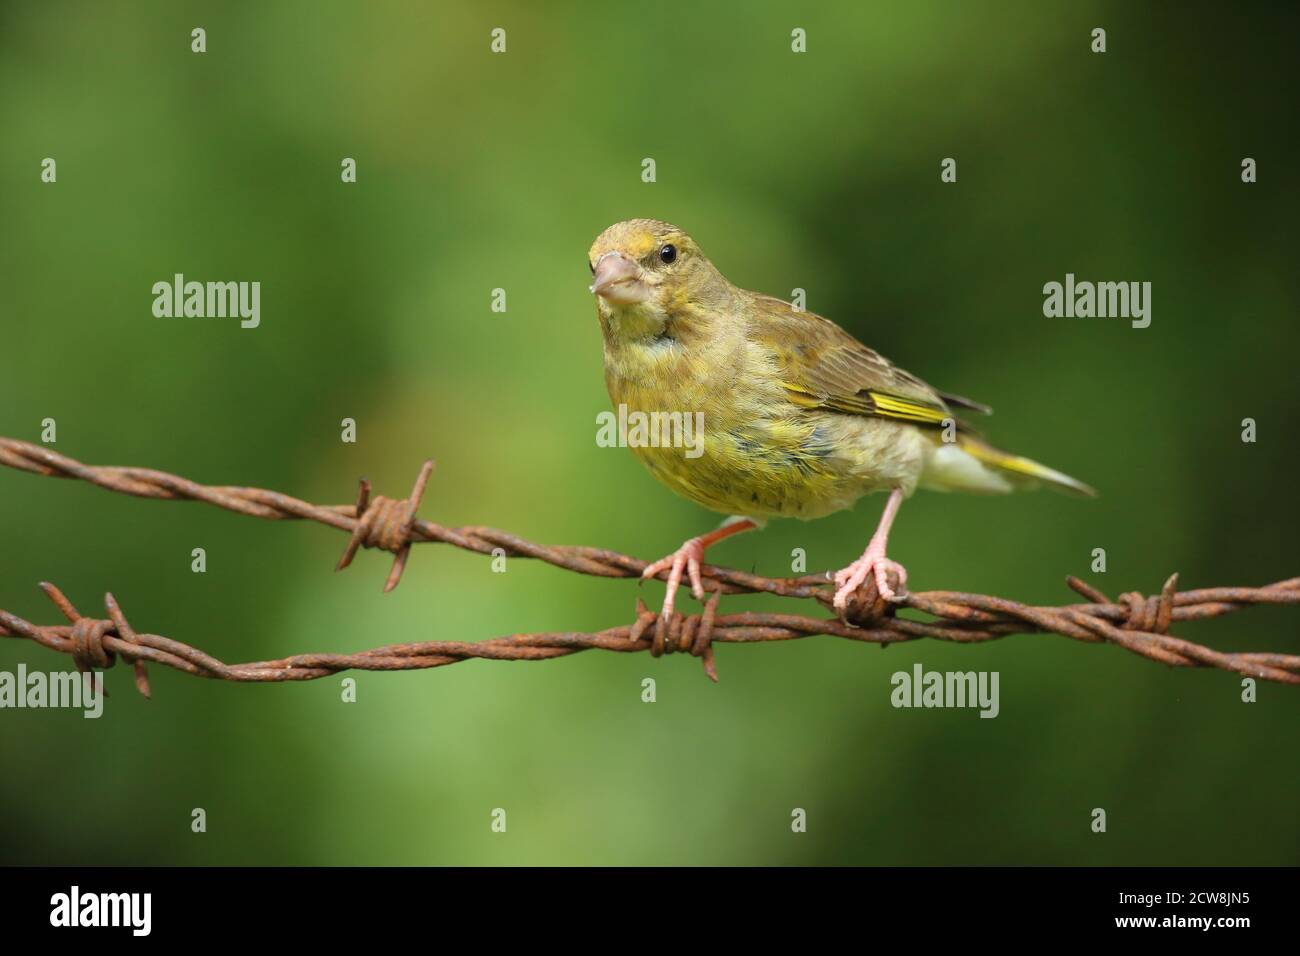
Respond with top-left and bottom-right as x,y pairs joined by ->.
588,218 -> 1094,620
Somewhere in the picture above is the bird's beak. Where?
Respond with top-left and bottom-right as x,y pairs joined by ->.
590,252 -> 649,305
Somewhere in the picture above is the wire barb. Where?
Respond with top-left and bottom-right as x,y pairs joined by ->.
334,460 -> 435,591
1,437 -> 1298,690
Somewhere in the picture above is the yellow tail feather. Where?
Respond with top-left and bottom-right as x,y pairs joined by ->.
959,437 -> 1097,498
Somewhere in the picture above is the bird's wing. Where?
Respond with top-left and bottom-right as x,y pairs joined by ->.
752,294 -> 986,428
936,390 -> 993,415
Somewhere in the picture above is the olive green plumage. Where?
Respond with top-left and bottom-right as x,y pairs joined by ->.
588,218 -> 1094,522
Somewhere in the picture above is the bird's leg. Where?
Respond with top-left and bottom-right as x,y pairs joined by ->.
641,517 -> 758,619
832,488 -> 909,611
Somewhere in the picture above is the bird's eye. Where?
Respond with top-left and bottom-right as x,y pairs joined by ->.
658,244 -> 677,265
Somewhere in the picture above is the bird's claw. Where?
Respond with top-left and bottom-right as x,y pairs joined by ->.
832,546 -> 909,614
641,536 -> 708,619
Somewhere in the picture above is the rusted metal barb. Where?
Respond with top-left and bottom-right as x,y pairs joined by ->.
334,459 -> 435,592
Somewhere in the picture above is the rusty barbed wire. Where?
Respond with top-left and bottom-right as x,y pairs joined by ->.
2,575 -> 1298,691
1,436 -> 1298,689
0,438 -> 821,597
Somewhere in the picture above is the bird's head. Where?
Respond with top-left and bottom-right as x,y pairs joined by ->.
587,219 -> 730,342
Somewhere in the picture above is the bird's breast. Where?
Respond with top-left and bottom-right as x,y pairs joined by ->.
603,337 -> 903,519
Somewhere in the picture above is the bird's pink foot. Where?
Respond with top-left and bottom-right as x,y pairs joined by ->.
641,536 -> 709,620
640,519 -> 758,621
832,542 -> 909,612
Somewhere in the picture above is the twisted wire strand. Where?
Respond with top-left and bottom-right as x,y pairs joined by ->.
0,438 -> 824,597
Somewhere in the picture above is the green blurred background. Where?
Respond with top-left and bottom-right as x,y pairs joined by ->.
2,1 -> 1297,865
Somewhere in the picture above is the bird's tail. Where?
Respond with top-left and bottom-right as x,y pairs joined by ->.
960,436 -> 1096,497
920,434 -> 1097,497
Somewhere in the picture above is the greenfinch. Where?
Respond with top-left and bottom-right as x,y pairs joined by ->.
588,218 -> 1093,620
